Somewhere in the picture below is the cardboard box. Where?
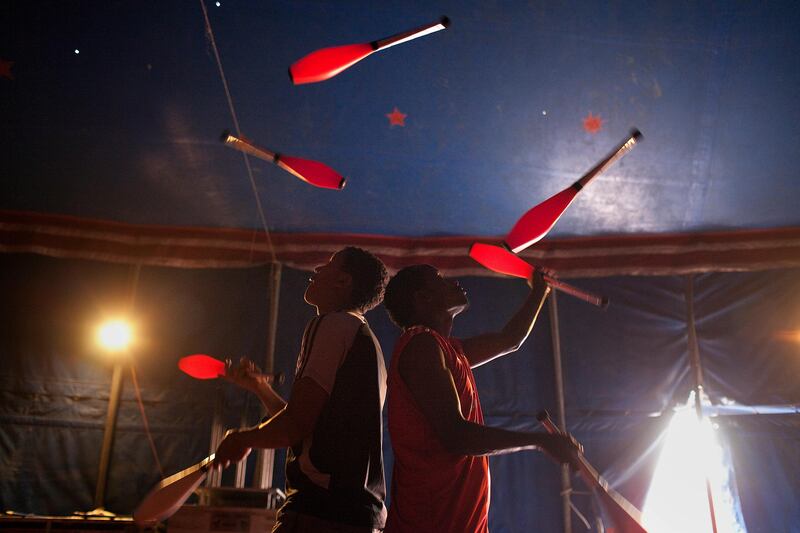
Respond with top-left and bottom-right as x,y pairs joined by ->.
168,506 -> 276,533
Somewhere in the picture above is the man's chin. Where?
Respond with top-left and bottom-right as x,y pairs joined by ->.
450,301 -> 469,316
303,287 -> 315,305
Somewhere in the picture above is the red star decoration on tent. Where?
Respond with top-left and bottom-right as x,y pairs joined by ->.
386,107 -> 407,127
582,112 -> 603,134
0,58 -> 14,80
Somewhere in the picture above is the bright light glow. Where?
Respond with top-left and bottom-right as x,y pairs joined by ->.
642,392 -> 747,533
97,320 -> 133,352
74,49 -> 80,54
775,329 -> 800,343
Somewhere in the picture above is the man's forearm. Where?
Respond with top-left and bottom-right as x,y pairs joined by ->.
235,409 -> 296,450
463,282 -> 551,367
500,283 -> 551,349
255,385 -> 288,416
444,419 -> 550,456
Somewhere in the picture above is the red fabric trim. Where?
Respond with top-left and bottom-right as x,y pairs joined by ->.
2,210 -> 800,277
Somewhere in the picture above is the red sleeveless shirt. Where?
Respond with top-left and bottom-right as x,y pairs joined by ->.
386,327 -> 490,533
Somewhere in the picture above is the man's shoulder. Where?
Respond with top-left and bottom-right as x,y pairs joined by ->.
401,326 -> 456,348
317,310 -> 366,327
310,311 -> 368,341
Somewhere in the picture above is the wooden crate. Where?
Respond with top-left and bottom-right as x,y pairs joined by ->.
0,515 -> 142,532
168,506 -> 276,533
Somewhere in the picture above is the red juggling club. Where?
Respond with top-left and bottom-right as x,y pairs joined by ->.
289,16 -> 450,85
134,454 -> 215,525
221,130 -> 346,190
504,129 -> 642,253
468,243 -> 609,308
537,410 -> 648,533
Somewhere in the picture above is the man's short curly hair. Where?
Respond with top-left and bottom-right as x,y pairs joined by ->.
339,247 -> 388,313
383,264 -> 436,328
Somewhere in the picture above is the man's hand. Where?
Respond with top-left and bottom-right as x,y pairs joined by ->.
213,429 -> 252,470
222,357 -> 287,416
222,357 -> 271,394
539,433 -> 583,468
527,266 -> 552,291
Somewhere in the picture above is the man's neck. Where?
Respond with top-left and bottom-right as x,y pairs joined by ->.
416,312 -> 454,337
316,304 -> 361,317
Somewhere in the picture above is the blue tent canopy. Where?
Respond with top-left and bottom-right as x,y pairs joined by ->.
2,1 -> 799,235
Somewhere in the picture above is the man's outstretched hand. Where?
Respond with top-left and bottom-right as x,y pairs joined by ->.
539,433 -> 583,468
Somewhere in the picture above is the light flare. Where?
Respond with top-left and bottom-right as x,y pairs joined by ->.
775,329 -> 800,343
97,320 -> 133,352
642,393 -> 747,533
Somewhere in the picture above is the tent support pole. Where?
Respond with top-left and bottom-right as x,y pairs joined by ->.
93,361 -> 124,512
684,274 -> 719,533
548,290 -> 572,533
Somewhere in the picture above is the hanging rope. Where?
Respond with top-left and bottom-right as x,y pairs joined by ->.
121,262 -> 164,478
199,0 -> 277,264
130,364 -> 165,478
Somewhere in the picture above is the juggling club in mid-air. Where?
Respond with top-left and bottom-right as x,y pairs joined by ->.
289,16 -> 450,85
504,129 -> 642,253
221,130 -> 346,190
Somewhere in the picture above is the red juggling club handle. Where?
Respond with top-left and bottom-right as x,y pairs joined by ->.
504,130 -> 642,253
221,130 -> 346,190
289,16 -> 450,85
469,243 -> 608,308
537,410 -> 648,533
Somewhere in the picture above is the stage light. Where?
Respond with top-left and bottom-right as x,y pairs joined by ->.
97,320 -> 133,352
776,329 -> 800,343
642,392 -> 747,533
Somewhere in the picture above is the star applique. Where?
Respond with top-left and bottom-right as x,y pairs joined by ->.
0,58 -> 14,80
582,112 -> 603,134
386,107 -> 407,127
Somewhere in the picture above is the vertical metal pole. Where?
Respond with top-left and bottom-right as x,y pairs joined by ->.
233,388 -> 253,488
92,263 -> 141,512
548,291 -> 572,533
234,406 -> 248,487
253,261 -> 282,489
684,274 -> 719,533
207,385 -> 224,488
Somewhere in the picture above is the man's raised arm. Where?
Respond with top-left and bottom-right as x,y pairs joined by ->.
460,271 -> 551,368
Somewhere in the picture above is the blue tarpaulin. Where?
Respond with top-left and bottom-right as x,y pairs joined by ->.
2,253 -> 798,531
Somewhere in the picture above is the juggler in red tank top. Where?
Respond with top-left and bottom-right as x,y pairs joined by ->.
386,326 -> 490,533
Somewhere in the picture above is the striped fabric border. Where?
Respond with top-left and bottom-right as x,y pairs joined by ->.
2,210 -> 800,278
